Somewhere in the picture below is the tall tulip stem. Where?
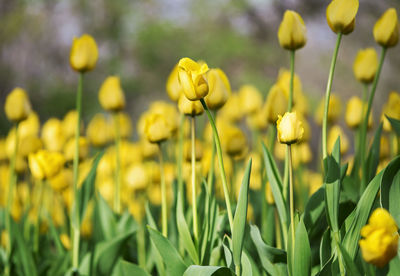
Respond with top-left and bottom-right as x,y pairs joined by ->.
288,145 -> 295,260
200,98 -> 234,232
113,112 -> 122,214
158,143 -> 168,237
191,116 -> 199,242
322,32 -> 342,159
288,50 -> 295,111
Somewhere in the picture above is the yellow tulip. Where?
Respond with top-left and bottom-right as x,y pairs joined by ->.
306,171 -> 323,195
60,234 -> 71,250
140,138 -> 159,159
144,113 -> 172,143
149,101 -> 179,133
112,112 -> 133,139
87,113 -> 112,147
178,57 -> 209,100
19,112 -> 40,138
345,96 -> 372,129
183,139 -> 203,162
41,118 -> 66,152
360,208 -> 399,268
219,93 -> 243,122
278,10 -> 307,50
129,199 -> 145,223
204,68 -> 231,110
265,182 -> 275,205
125,163 -> 148,192
381,91 -> 400,132
264,84 -> 288,123
246,108 -> 268,131
373,8 -> 399,48
4,87 -> 31,122
326,0 -> 359,35
297,143 -> 313,164
0,140 -> 7,162
28,150 -> 65,180
63,110 -> 82,140
98,76 -> 126,112
69,34 -> 98,73
63,137 -> 89,161
353,48 -> 378,84
277,69 -> 303,102
274,141 -> 286,161
380,136 -> 390,160
327,125 -> 349,154
178,94 -> 204,116
5,128 -> 42,158
315,94 -> 342,125
49,169 -> 72,191
277,112 -> 304,145
239,85 -> 263,115
220,124 -> 248,158
166,64 -> 184,102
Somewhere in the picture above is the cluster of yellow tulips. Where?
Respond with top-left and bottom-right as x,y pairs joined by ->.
1,0 -> 400,275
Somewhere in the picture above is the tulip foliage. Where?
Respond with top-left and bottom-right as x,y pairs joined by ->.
1,3 -> 400,276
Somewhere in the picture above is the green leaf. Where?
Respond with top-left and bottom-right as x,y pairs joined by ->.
75,152 -> 104,224
113,260 -> 151,276
147,226 -> 187,275
342,156 -> 400,260
293,219 -> 311,276
261,143 -> 287,240
249,225 -> 287,275
365,123 -> 383,183
388,172 -> 400,226
176,189 -> 199,264
303,187 -> 327,239
232,159 -> 252,267
222,236 -> 234,270
11,219 -> 37,276
320,229 -> 331,268
386,115 -> 400,136
145,203 -> 165,275
337,243 -> 361,276
183,265 -> 234,276
95,193 -> 117,240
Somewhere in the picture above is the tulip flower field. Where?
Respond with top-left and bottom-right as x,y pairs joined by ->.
1,1 -> 400,275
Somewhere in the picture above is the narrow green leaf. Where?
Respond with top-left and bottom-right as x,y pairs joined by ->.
95,193 -> 116,240
337,243 -> 361,276
303,187 -> 327,239
232,159 -> 252,267
293,219 -> 311,276
147,226 -> 187,275
114,260 -> 151,276
183,265 -> 234,276
365,123 -> 383,183
177,190 -> 199,264
261,143 -> 287,239
320,229 -> 331,268
388,172 -> 400,226
386,116 -> 400,137
145,203 -> 165,275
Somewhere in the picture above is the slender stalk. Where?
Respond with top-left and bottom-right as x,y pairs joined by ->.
5,121 -> 20,274
275,210 -> 282,249
235,264 -> 241,276
113,112 -> 122,214
334,231 -> 346,276
177,114 -> 185,209
288,145 -> 295,259
288,50 -> 295,111
72,72 -> 83,269
137,223 -> 146,268
34,179 -> 45,253
322,32 -> 343,159
158,143 -> 168,237
190,116 -> 199,242
200,98 -> 234,232
207,110 -> 217,192
360,47 -> 387,189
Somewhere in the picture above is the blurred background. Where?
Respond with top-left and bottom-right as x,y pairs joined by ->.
0,0 -> 399,140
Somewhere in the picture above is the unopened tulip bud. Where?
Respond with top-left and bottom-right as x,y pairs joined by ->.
166,64 -> 184,102
373,8 -> 399,48
4,87 -> 31,123
345,96 -> 372,129
276,112 -> 304,145
239,85 -> 263,115
178,58 -> 209,101
278,10 -> 307,50
28,150 -> 65,180
87,113 -> 112,147
98,76 -> 126,112
69,34 -> 98,73
144,113 -> 172,143
178,94 -> 204,116
353,48 -> 378,84
327,125 -> 349,154
326,0 -> 359,35
204,68 -> 231,110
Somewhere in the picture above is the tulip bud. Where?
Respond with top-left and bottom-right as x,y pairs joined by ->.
373,8 -> 399,48
87,113 -> 112,147
166,64 -> 184,102
112,112 -> 133,139
219,93 -> 243,122
276,112 -> 304,145
359,208 -> 399,268
381,91 -> 400,132
63,110 -> 83,139
42,118 -> 66,152
98,76 -> 126,112
265,182 -> 275,205
353,48 -> 378,84
345,96 -> 373,129
19,112 -> 40,138
178,58 -> 209,101
178,94 -> 204,116
315,94 -> 342,126
144,113 -> 172,143
278,10 -> 307,50
28,150 -> 65,180
149,101 -> 179,133
4,87 -> 32,123
204,68 -> 231,110
183,139 -> 203,162
220,124 -> 248,158
265,84 -> 288,123
69,34 -> 98,73
239,85 -> 263,115
326,0 -> 359,35
63,137 -> 89,161
327,125 -> 349,154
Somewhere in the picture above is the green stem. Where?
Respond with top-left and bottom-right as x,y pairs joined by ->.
235,263 -> 241,276
158,143 -> 168,237
334,231 -> 346,276
72,72 -> 83,269
288,50 -> 295,111
113,112 -> 122,214
207,111 -> 217,193
5,121 -> 19,274
191,116 -> 199,242
360,47 -> 387,190
177,114 -> 185,209
322,32 -> 342,159
34,179 -> 45,253
137,223 -> 146,268
200,98 -> 234,232
288,145 -> 295,262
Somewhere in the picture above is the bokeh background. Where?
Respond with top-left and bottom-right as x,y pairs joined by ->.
1,0 -> 399,143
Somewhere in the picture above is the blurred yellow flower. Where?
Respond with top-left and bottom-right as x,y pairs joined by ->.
264,84 -> 288,123
112,112 -> 133,139
277,69 -> 303,103
64,137 -> 89,161
178,94 -> 204,116
144,113 -> 172,143
353,48 -> 378,84
315,94 -> 342,126
219,93 -> 243,123
98,76 -> 126,112
277,112 -> 304,145
69,34 -> 98,73
183,139 -> 203,162
129,199 -> 145,223
49,169 -> 72,191
166,64 -> 184,102
380,136 -> 390,160
326,0 -> 359,35
345,96 -> 372,129
60,234 -> 71,250
125,163 -> 148,192
87,113 -> 112,147
4,87 -> 31,123
149,101 -> 179,133
204,68 -> 231,110
278,10 -> 307,50
239,85 -> 263,115
19,112 -> 40,138
178,57 -> 209,101
327,125 -> 349,154
41,118 -> 66,152
373,8 -> 399,48
381,91 -> 400,132
28,150 -> 65,180
360,208 -> 399,268
63,110 -> 82,140
220,124 -> 248,158
307,171 -> 323,195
